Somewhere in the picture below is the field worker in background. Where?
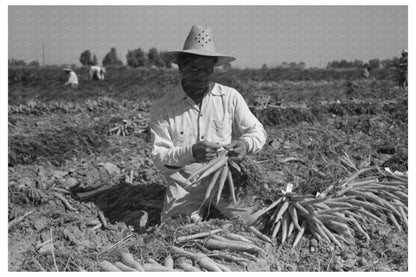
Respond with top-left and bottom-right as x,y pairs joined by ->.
398,49 -> 408,90
363,67 -> 370,78
150,25 -> 267,224
89,65 -> 106,81
63,68 -> 78,87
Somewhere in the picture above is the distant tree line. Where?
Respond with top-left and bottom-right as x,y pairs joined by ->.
78,47 -> 172,68
8,59 -> 40,67
326,58 -> 400,70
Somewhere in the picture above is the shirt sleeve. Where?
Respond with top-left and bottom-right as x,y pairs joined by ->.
232,90 -> 267,154
150,103 -> 195,170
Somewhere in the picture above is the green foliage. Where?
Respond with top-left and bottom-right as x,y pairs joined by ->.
8,58 -> 26,66
79,50 -> 94,66
368,59 -> 381,69
92,55 -> 98,66
103,48 -> 123,66
126,48 -> 146,68
147,47 -> 163,67
28,61 -> 40,67
159,51 -> 172,68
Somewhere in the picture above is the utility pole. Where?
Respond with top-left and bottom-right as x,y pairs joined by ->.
319,54 -> 322,68
42,43 -> 45,66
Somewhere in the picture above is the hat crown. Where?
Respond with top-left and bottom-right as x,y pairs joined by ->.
183,25 -> 216,53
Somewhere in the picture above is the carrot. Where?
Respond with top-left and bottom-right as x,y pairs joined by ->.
197,257 -> 222,272
176,228 -> 223,243
274,201 -> 289,223
287,221 -> 295,239
52,192 -> 76,211
99,260 -> 121,272
387,212 -> 402,231
208,250 -> 251,264
215,262 -> 231,272
261,197 -> 283,216
248,226 -> 273,244
346,215 -> 370,241
216,166 -> 229,205
289,194 -> 315,201
86,218 -> 101,226
203,237 -> 264,253
271,220 -> 281,240
178,262 -> 201,272
203,169 -> 223,203
222,232 -> 253,244
143,263 -> 175,272
355,208 -> 383,223
300,197 -> 329,206
97,210 -> 108,229
114,261 -> 138,272
293,202 -> 312,219
209,234 -> 231,242
308,219 -> 330,243
323,201 -> 354,209
315,207 -> 357,215
292,221 -> 306,247
164,255 -> 174,269
188,154 -> 226,182
281,212 -> 288,244
319,223 -> 342,248
120,252 -> 144,272
193,156 -> 229,183
288,204 -> 301,231
227,169 -> 237,204
228,159 -> 241,173
393,199 -> 408,228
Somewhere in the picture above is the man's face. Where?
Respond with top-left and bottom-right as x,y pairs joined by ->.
179,55 -> 216,90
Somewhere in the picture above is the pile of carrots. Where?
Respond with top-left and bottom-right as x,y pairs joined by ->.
99,228 -> 264,272
250,166 -> 408,247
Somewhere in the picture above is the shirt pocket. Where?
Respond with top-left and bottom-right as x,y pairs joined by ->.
212,116 -> 233,139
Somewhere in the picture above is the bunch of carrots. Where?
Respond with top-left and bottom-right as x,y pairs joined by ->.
172,149 -> 240,206
250,166 -> 408,248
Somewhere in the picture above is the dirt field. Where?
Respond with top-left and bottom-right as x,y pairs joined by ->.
8,68 -> 408,272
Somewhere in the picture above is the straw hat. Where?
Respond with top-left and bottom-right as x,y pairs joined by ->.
168,25 -> 236,67
63,67 -> 73,72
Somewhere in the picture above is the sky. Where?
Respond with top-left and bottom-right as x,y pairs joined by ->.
8,5 -> 408,68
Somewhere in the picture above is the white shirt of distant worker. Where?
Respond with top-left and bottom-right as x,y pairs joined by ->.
89,65 -> 106,80
64,68 -> 79,87
150,25 -> 267,224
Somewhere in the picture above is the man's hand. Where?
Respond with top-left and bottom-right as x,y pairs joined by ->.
192,141 -> 222,162
224,139 -> 248,162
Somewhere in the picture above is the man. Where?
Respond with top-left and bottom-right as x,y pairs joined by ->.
63,68 -> 79,87
398,49 -> 408,90
150,25 -> 267,224
89,65 -> 106,81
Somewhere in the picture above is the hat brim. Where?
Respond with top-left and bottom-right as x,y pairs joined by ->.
63,68 -> 72,72
167,49 -> 236,67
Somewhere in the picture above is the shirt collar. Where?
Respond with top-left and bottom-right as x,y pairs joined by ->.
177,81 -> 224,101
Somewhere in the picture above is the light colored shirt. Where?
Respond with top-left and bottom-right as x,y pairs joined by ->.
89,66 -> 105,80
150,82 -> 267,174
65,71 -> 78,86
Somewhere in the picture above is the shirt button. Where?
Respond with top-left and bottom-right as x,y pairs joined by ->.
200,114 -> 203,117
201,135 -> 204,139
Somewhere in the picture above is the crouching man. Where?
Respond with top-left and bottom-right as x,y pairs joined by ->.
150,25 -> 267,224
89,65 -> 106,81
